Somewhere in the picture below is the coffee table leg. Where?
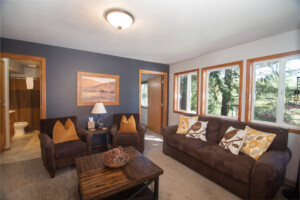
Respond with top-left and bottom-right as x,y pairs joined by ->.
154,177 -> 159,200
78,183 -> 82,200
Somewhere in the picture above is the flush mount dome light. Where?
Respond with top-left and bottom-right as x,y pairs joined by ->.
104,9 -> 134,30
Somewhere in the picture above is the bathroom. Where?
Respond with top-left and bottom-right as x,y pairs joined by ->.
1,58 -> 41,163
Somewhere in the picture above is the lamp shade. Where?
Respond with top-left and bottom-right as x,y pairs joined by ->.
91,103 -> 107,114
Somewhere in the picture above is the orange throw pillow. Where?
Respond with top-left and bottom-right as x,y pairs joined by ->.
117,115 -> 138,134
53,118 -> 79,144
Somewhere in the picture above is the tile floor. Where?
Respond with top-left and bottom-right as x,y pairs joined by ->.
0,131 -> 41,164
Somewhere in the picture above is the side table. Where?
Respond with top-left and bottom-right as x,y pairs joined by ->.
86,128 -> 111,154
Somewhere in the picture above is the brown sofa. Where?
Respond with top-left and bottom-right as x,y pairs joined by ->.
110,113 -> 146,153
162,115 -> 291,199
39,116 -> 92,178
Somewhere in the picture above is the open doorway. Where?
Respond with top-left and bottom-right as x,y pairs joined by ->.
0,53 -> 46,163
139,70 -> 167,134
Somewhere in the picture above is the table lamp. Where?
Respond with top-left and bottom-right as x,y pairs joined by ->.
91,102 -> 107,129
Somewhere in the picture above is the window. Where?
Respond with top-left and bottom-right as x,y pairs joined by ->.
245,50 -> 300,133
201,61 -> 243,120
251,54 -> 300,127
174,69 -> 199,114
141,82 -> 148,107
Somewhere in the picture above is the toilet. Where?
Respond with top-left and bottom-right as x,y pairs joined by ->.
14,122 -> 28,137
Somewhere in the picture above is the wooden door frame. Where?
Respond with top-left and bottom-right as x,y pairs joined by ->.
0,53 -> 46,119
139,69 -> 168,128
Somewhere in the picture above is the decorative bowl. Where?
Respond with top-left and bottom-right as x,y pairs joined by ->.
103,147 -> 129,168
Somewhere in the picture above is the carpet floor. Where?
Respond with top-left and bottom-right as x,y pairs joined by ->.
0,130 -> 287,200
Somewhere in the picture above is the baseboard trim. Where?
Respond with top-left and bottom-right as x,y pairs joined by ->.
284,178 -> 296,187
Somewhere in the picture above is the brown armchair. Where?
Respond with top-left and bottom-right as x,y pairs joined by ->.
38,116 -> 92,178
110,113 -> 146,153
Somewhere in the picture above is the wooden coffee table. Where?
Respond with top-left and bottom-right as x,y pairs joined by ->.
75,146 -> 163,200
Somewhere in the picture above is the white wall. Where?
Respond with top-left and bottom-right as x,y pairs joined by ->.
168,29 -> 300,182
141,107 -> 148,125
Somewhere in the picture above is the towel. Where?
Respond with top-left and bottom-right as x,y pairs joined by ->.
26,77 -> 34,89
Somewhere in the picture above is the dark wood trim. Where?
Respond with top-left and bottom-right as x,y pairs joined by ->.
288,128 -> 300,134
0,53 -> 46,119
173,69 -> 199,114
245,50 -> 300,128
139,69 -> 168,127
200,61 -> 243,121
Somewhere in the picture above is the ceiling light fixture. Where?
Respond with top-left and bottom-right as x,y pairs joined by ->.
104,9 -> 134,30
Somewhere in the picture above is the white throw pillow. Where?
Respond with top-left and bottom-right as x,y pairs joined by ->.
186,119 -> 208,142
219,126 -> 247,155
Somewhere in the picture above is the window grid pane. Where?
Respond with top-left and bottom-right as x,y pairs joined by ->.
207,66 -> 239,118
141,83 -> 148,106
253,61 -> 279,123
284,58 -> 300,126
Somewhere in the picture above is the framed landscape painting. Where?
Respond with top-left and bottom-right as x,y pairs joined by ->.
77,71 -> 119,106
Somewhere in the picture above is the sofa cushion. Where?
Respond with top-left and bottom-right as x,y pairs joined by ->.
219,119 -> 247,142
186,119 -> 208,141
55,140 -> 86,159
240,126 -> 276,160
177,115 -> 199,134
219,119 -> 288,150
196,145 -> 255,183
245,123 -> 288,150
166,133 -> 214,158
219,126 -> 247,155
198,115 -> 221,143
117,133 -> 140,145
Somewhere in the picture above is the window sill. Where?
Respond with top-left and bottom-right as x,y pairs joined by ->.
249,120 -> 300,134
205,114 -> 239,121
141,106 -> 148,109
173,110 -> 197,115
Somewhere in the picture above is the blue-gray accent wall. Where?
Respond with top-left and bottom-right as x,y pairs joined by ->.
0,38 -> 169,129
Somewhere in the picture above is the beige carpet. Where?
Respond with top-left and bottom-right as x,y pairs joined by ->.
0,130 -> 287,200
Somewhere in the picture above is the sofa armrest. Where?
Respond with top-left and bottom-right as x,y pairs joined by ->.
77,128 -> 93,155
162,125 -> 178,139
110,124 -> 118,147
38,132 -> 56,177
250,148 -> 292,199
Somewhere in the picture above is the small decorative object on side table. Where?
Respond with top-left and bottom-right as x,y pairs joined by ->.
86,128 -> 111,154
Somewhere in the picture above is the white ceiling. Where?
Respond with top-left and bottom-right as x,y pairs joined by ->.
1,0 -> 299,64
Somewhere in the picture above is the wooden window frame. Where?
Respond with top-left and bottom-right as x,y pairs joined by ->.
173,69 -> 199,115
245,50 -> 300,134
200,61 -> 243,121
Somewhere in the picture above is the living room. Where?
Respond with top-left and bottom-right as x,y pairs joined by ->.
0,0 -> 299,199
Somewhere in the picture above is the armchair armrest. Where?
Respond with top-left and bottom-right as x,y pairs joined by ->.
137,123 -> 146,137
77,128 -> 93,155
250,148 -> 292,199
110,124 -> 118,147
39,132 -> 55,150
38,132 -> 56,177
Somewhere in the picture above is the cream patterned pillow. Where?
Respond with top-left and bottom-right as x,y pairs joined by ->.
186,119 -> 208,141
176,115 -> 199,134
219,126 -> 247,155
240,126 -> 276,160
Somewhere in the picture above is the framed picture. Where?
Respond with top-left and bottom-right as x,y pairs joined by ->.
77,71 -> 119,106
